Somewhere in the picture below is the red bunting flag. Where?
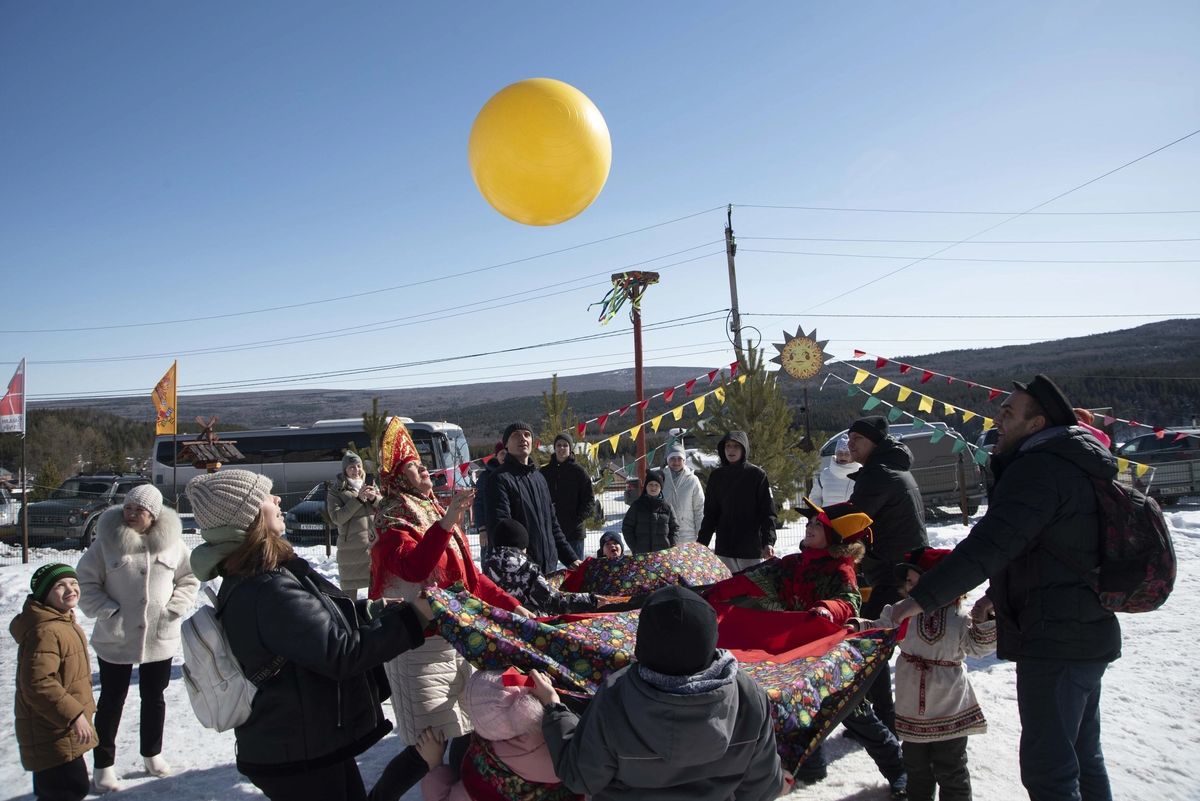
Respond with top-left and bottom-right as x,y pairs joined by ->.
967,382 -> 977,389
1103,415 -> 1116,427
1129,420 -> 1141,429
663,388 -> 675,403
898,364 -> 912,374
707,369 -> 719,383
854,349 -> 866,358
1154,426 -> 1165,439
946,376 -> 954,384
637,399 -> 651,411
920,371 -> 934,384
459,463 -> 470,478
482,453 -> 494,464
1175,432 -> 1190,442
988,389 -> 1003,402
576,422 -> 587,438
729,361 -> 739,377
618,404 -> 631,416
598,413 -> 610,432
685,378 -> 697,396
875,357 -> 888,369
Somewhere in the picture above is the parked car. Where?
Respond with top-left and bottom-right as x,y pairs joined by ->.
1115,430 -> 1200,505
18,474 -> 151,547
284,482 -> 332,543
813,423 -> 986,515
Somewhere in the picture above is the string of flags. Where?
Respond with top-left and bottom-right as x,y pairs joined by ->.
850,349 -> 1195,443
837,367 -> 1156,478
574,361 -> 740,437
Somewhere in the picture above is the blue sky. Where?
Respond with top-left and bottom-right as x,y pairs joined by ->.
3,2 -> 1199,405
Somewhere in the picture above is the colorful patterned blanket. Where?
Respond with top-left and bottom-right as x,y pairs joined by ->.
427,585 -> 895,769
554,542 -> 731,595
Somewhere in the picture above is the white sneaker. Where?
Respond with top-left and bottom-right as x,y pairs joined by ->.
92,766 -> 121,793
144,754 -> 172,777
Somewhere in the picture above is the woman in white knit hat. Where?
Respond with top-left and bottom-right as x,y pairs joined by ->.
326,451 -> 380,596
75,484 -> 199,793
186,469 -> 433,801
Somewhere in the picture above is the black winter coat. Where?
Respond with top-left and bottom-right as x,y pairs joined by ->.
908,427 -> 1121,663
622,493 -> 679,554
219,558 -> 426,775
487,458 -> 579,574
541,455 -> 594,540
848,437 -> 928,587
697,432 -> 777,559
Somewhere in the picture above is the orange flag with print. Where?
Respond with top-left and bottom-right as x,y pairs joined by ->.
153,361 -> 177,436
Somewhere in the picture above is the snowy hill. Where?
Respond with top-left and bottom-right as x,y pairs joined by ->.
1,512 -> 1197,801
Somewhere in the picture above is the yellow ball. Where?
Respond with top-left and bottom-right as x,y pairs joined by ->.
469,78 -> 612,226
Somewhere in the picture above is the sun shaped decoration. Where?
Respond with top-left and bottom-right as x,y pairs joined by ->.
770,326 -> 833,380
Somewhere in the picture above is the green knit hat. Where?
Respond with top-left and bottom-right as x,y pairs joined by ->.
31,563 -> 77,602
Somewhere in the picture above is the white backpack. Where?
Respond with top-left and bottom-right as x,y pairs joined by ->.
181,584 -> 284,732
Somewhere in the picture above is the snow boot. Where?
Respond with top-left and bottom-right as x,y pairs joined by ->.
92,766 -> 121,793
144,754 -> 172,777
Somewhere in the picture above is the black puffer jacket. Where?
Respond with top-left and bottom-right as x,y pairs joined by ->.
622,492 -> 679,554
218,558 -> 426,775
697,432 -> 777,559
849,437 -> 928,587
487,458 -> 578,573
541,455 -> 594,540
909,427 -> 1121,663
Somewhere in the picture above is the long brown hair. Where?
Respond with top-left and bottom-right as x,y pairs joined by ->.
220,511 -> 295,577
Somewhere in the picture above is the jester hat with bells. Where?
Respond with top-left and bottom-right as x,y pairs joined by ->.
800,496 -> 874,545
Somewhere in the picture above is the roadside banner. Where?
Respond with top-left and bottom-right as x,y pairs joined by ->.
153,361 -> 178,436
0,359 -> 25,435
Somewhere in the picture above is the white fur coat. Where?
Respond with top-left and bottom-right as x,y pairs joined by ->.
75,506 -> 199,664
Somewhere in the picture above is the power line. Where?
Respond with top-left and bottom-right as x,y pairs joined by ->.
792,126 -> 1200,312
734,205 -> 1200,215
11,245 -> 724,366
743,312 -> 1200,320
741,248 -> 1200,264
741,236 -> 1200,245
26,310 -> 731,400
2,206 -> 725,335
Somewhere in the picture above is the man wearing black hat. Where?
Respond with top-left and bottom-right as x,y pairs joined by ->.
531,585 -> 788,801
487,422 -> 582,574
846,414 -> 928,734
889,374 -> 1120,801
541,432 -> 595,561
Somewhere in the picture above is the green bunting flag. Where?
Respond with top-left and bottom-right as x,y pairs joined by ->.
863,396 -> 882,411
951,438 -> 968,454
847,385 -> 860,397
929,428 -> 946,443
887,406 -> 905,423
974,448 -> 991,466
910,417 -> 926,430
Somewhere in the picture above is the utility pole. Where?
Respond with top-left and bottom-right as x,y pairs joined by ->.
724,204 -> 744,361
611,272 -> 659,485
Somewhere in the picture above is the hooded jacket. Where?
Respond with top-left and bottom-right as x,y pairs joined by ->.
541,454 -> 595,541
661,462 -> 705,543
848,437 -> 928,587
622,491 -> 679,555
76,506 -> 199,665
487,458 -> 578,574
908,426 -> 1121,663
10,598 -> 99,772
541,657 -> 783,801
218,557 -> 427,774
327,474 -> 380,591
696,432 -> 776,559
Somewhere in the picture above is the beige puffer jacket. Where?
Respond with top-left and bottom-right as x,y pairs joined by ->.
327,476 -> 380,591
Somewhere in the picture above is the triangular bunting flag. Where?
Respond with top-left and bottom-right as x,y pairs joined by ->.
664,387 -> 676,403
598,413 -> 610,432
714,387 -> 726,404
1154,426 -> 1165,439
946,376 -> 955,385
1117,458 -> 1130,473
875,357 -> 888,369
982,417 -> 994,431
887,406 -> 904,423
961,410 -> 976,424
618,404 -> 631,417
911,417 -> 927,430
943,403 -> 956,416
482,453 -> 495,464
988,389 -> 1002,402
974,448 -> 991,466
588,443 -> 600,461
576,422 -> 587,438
1103,415 -> 1117,427
853,349 -> 866,358
651,415 -> 664,433
863,396 -> 882,411
847,385 -> 860,397
897,386 -> 912,402
729,361 -> 739,377
853,369 -> 868,385
737,374 -> 747,385
967,382 -> 976,389
920,370 -> 934,384
607,434 -> 620,453
628,424 -> 643,442
685,378 -> 697,396
1175,432 -> 1190,442
694,395 -> 706,415
899,364 -> 912,374
918,395 -> 933,413
671,405 -> 685,421
1135,463 -> 1151,478
637,399 -> 651,411
929,428 -> 946,443
951,438 -> 967,454
707,369 -> 719,383
871,377 -> 891,394
459,463 -> 471,478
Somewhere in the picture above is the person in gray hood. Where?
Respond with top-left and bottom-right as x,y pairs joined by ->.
530,585 -> 790,801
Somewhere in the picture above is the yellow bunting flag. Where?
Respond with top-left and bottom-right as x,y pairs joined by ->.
918,395 -> 933,413
982,418 -> 994,431
607,434 -> 620,453
737,374 -> 747,385
628,424 -> 642,442
152,361 -> 178,436
897,386 -> 912,402
853,369 -> 868,385
588,443 -> 600,461
671,404 -> 685,421
943,403 -> 956,416
650,415 -> 664,433
1135,463 -> 1151,478
1117,458 -> 1130,473
694,395 -> 706,415
871,377 -> 891,394
715,387 -> 726,404
961,410 -> 976,424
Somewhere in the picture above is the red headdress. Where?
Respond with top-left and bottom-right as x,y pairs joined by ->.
379,417 -> 421,489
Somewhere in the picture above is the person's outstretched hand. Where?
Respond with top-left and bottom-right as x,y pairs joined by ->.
528,670 -> 560,706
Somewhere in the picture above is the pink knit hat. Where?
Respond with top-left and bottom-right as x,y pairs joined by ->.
464,670 -> 544,742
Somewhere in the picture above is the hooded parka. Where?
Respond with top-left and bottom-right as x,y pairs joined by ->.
696,432 -> 777,559
327,474 -> 380,591
541,454 -> 594,542
661,462 -> 705,544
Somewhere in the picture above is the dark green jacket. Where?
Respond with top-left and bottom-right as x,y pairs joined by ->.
849,437 -> 928,587
909,427 -> 1121,663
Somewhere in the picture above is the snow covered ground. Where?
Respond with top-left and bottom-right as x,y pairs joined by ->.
2,508 -> 1197,801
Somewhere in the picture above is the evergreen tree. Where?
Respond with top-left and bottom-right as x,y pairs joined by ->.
539,374 -> 603,518
32,458 -> 65,502
703,344 -> 817,522
357,397 -> 389,475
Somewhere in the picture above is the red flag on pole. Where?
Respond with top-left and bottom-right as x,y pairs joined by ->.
0,359 -> 25,435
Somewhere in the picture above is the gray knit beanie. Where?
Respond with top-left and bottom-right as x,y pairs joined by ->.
124,484 -> 163,519
186,470 -> 274,531
342,452 -> 363,472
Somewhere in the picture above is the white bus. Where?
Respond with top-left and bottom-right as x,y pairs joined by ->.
151,419 -> 473,510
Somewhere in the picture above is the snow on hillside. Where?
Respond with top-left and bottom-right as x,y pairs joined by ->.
1,511 -> 1197,801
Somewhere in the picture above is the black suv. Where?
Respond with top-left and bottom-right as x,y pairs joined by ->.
20,474 -> 150,547
1115,430 -> 1200,505
284,482 -> 332,544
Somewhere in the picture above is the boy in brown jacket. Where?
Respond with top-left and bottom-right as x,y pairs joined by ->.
10,563 -> 98,801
